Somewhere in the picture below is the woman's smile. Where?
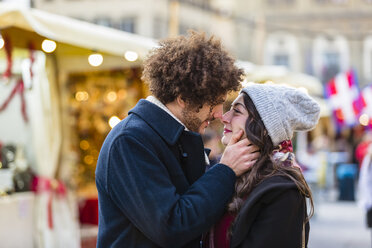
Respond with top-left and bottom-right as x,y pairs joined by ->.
224,128 -> 232,134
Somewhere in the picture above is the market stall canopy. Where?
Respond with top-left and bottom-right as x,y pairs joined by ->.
236,60 -> 330,117
0,3 -> 157,59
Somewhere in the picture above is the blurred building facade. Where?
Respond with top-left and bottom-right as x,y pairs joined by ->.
232,0 -> 372,87
31,0 -> 372,86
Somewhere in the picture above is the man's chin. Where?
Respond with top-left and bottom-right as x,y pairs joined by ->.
197,126 -> 206,135
197,121 -> 211,134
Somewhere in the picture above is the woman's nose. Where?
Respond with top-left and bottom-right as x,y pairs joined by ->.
221,111 -> 231,124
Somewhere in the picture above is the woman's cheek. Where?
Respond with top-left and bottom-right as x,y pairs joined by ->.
233,128 -> 246,139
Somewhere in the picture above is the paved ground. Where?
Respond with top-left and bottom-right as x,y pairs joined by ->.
308,190 -> 371,248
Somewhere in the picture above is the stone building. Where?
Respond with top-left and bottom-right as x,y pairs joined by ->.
28,0 -> 372,85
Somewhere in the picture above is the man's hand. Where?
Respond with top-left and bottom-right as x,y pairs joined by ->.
220,130 -> 259,177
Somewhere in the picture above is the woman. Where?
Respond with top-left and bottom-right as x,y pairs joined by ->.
208,83 -> 320,248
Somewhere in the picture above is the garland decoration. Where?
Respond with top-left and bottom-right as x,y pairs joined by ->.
0,79 -> 28,123
29,43 -> 35,83
2,36 -> 12,81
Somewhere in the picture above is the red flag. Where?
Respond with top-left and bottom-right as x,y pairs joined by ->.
325,70 -> 360,127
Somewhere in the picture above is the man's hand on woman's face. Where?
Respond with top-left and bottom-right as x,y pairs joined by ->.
220,130 -> 260,177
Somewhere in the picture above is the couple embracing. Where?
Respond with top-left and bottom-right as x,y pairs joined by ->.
95,31 -> 320,248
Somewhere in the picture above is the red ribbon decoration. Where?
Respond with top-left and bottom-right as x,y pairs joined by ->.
29,43 -> 35,82
0,80 -> 20,110
18,79 -> 28,122
0,37 -> 28,122
31,176 -> 67,229
0,79 -> 28,122
274,140 -> 302,169
277,140 -> 293,153
2,36 -> 12,80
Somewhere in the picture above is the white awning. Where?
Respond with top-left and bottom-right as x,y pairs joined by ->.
0,3 -> 157,58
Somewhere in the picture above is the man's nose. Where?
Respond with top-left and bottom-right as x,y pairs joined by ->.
212,104 -> 224,120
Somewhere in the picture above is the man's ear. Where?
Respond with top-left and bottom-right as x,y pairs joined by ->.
176,96 -> 186,108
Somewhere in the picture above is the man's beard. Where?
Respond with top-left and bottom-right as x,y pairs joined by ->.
180,108 -> 204,133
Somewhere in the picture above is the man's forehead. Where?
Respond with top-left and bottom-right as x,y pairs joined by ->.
217,94 -> 228,104
204,95 -> 226,108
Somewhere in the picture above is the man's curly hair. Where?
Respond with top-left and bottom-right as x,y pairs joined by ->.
141,31 -> 244,110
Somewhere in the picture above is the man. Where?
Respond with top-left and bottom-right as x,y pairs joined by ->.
95,31 -> 258,247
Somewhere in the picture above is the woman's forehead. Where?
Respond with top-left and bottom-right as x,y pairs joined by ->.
232,94 -> 245,106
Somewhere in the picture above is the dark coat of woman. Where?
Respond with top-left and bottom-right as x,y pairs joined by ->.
230,175 -> 309,248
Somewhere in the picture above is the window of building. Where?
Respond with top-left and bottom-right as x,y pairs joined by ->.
314,0 -> 348,4
264,33 -> 300,71
322,52 -> 340,83
180,0 -> 211,9
313,36 -> 349,83
362,36 -> 372,81
93,18 -> 112,28
179,24 -> 193,36
273,54 -> 290,67
153,17 -> 167,39
117,18 -> 136,33
266,0 -> 295,5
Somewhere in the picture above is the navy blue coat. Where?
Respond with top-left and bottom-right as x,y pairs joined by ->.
95,99 -> 236,248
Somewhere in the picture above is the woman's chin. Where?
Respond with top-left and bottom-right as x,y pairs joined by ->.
221,135 -> 229,146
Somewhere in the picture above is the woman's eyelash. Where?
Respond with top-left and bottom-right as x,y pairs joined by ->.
233,108 -> 241,114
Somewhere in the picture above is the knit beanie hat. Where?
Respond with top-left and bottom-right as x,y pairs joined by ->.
241,83 -> 321,146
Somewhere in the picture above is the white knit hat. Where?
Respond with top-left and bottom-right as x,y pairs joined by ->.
241,83 -> 321,146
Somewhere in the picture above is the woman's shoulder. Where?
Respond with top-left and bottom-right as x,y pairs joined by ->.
234,175 -> 303,230
242,175 -> 300,207
231,175 -> 305,247
253,175 -> 297,194
231,183 -> 306,248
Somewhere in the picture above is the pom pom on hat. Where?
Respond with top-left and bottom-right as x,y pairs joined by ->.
241,83 -> 321,146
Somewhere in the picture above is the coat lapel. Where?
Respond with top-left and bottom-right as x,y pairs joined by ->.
128,99 -> 184,145
129,99 -> 206,186
178,131 -> 206,184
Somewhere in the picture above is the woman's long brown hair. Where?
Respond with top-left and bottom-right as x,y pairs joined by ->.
227,92 -> 314,222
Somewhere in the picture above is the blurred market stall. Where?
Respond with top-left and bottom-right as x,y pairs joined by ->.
0,3 -> 156,248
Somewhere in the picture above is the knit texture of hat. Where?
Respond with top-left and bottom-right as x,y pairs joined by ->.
241,84 -> 321,146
